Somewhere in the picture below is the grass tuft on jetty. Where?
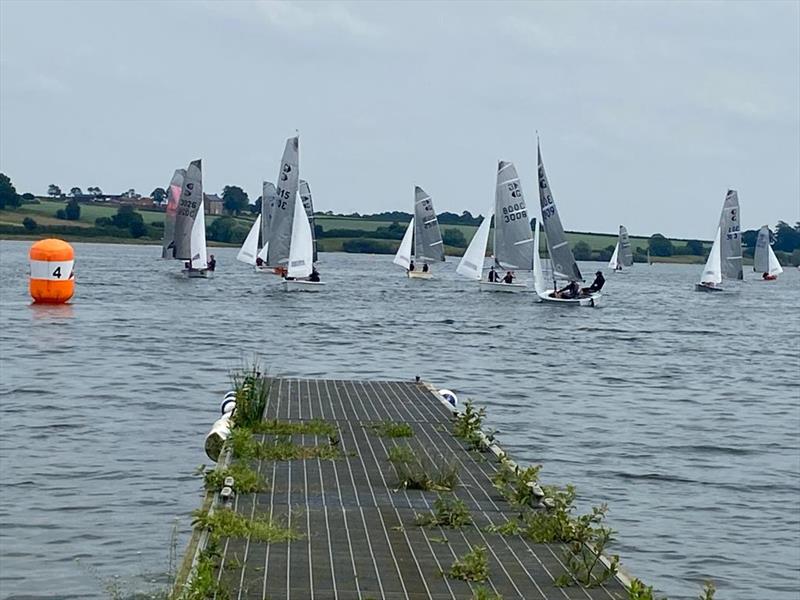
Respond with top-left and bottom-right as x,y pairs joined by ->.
387,443 -> 458,491
192,507 -> 302,544
415,495 -> 472,528
252,418 -> 337,437
367,421 -> 414,438
230,429 -> 341,461
201,462 -> 267,494
230,364 -> 270,429
472,587 -> 503,600
448,546 -> 489,582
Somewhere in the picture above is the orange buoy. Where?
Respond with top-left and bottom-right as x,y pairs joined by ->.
29,239 -> 75,304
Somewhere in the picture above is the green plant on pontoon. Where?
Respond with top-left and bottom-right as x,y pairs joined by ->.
491,460 -> 543,513
230,364 -> 270,429
191,507 -> 302,544
523,484 -> 576,543
448,546 -> 489,582
414,495 -> 472,528
387,444 -> 458,491
453,400 -> 493,451
699,581 -> 716,600
201,462 -> 267,494
472,586 -> 503,600
367,421 -> 414,438
252,418 -> 336,437
627,578 -> 656,600
229,429 -> 341,461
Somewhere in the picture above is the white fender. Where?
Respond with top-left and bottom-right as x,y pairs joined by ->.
204,413 -> 232,462
438,389 -> 458,407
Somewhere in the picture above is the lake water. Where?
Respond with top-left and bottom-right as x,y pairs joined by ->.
0,240 -> 798,600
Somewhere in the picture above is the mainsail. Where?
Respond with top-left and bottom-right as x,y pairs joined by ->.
494,161 -> 534,270
162,168 -> 185,258
299,179 -> 318,262
287,190 -> 314,278
173,160 -> 203,261
537,144 -> 582,282
456,210 -> 492,280
719,189 -> 743,280
619,225 -> 634,267
258,181 -> 277,262
413,186 -> 445,263
266,137 -> 299,268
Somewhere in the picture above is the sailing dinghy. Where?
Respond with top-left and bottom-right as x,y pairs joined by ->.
534,142 -> 600,306
282,182 -> 322,291
753,225 -> 783,280
456,161 -> 531,292
164,160 -> 209,278
393,187 -> 445,279
695,189 -> 742,292
608,225 -> 633,273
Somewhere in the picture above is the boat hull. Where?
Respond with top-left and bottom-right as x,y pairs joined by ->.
282,279 -> 325,292
537,291 -> 601,307
182,269 -> 210,279
694,283 -> 723,293
408,271 -> 433,279
479,281 -> 527,293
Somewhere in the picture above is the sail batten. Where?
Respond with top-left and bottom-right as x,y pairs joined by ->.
537,145 -> 582,282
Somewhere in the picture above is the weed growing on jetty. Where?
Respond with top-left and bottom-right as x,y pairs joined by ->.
627,578 -> 656,600
387,444 -> 458,491
491,460 -> 543,512
252,418 -> 336,437
453,401 -> 491,451
414,495 -> 472,528
230,365 -> 270,428
192,507 -> 302,544
201,462 -> 267,494
179,542 -> 229,600
484,519 -> 520,536
472,586 -> 503,600
230,429 -> 341,461
367,421 -> 414,438
553,503 -> 619,588
448,546 -> 489,582
699,581 -> 716,600
523,484 -> 576,542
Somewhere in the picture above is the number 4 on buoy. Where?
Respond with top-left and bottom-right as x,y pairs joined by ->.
29,238 -> 75,304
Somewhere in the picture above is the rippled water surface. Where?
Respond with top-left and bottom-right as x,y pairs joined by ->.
0,240 -> 798,599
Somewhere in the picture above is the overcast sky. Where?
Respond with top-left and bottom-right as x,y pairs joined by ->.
1,0 -> 798,238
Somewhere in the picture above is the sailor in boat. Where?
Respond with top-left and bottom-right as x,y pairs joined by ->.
581,271 -> 605,296
207,255 -> 216,272
256,257 -> 264,267
502,271 -> 515,284
615,263 -> 622,271
309,268 -> 321,282
422,263 -> 429,273
487,266 -> 499,282
409,260 -> 416,272
762,272 -> 777,281
555,280 -> 580,299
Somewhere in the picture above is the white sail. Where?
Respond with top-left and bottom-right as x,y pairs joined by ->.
257,242 -> 269,262
608,242 -> 620,270
532,220 -> 548,295
190,195 -> 208,269
237,215 -> 262,265
700,227 -> 722,285
393,218 -> 414,269
456,213 -> 491,280
768,245 -> 784,276
287,193 -> 313,278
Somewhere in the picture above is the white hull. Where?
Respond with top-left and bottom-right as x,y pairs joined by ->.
537,291 -> 602,307
182,269 -> 210,279
407,271 -> 433,279
694,283 -> 724,293
282,279 -> 325,292
479,281 -> 527,293
255,265 -> 278,275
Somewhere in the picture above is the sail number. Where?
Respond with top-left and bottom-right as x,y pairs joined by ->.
502,201 -> 527,224
177,196 -> 198,217
726,209 -> 739,240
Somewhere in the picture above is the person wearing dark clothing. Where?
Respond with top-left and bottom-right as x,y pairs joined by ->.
256,257 -> 264,267
409,261 -> 416,271
488,267 -> 499,282
207,255 -> 216,272
502,271 -> 514,284
556,280 -> 580,299
582,271 -> 605,295
309,268 -> 320,282
422,263 -> 429,273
